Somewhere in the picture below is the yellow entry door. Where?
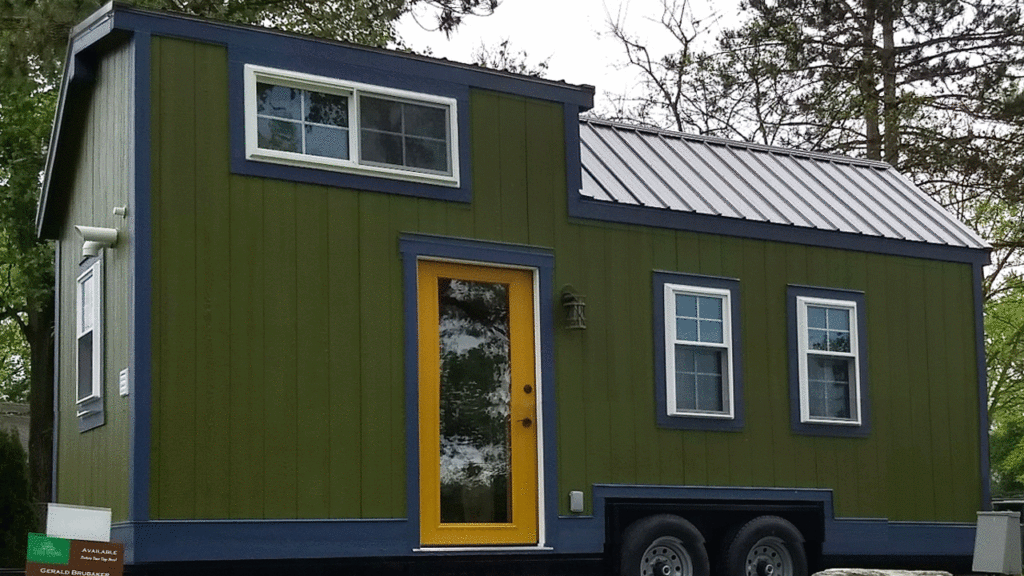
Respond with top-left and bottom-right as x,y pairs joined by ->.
418,260 -> 538,546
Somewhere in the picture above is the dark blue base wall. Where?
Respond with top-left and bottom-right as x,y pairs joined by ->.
113,518 -> 411,564
112,485 -> 976,565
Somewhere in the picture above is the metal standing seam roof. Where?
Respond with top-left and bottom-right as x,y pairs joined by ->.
579,119 -> 990,251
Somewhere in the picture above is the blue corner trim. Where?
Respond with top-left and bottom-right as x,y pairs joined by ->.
51,242 -> 61,500
786,285 -> 871,438
567,195 -> 990,266
129,31 -> 153,523
975,262 -> 992,510
399,234 -> 558,547
227,46 -> 472,203
652,271 -> 745,432
564,105 -> 583,203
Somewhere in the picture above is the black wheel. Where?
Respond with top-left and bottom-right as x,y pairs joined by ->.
619,514 -> 710,576
722,516 -> 807,576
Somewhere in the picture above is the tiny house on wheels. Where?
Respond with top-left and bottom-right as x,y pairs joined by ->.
37,4 -> 992,575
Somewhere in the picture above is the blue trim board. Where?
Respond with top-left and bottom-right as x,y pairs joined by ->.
975,262 -> 992,510
786,285 -> 871,438
399,234 -> 559,548
652,271 -> 745,432
564,104 -> 583,206
129,30 -> 153,523
51,242 -> 61,500
567,196 -> 990,267
112,519 -> 410,564
823,519 -> 976,557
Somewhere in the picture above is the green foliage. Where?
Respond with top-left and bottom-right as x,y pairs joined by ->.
988,269 -> 1024,496
0,317 -> 29,402
991,415 -> 1024,497
471,39 -> 549,77
0,428 -> 35,568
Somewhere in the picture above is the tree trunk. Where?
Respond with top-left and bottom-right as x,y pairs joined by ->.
880,0 -> 899,165
27,294 -> 55,511
860,0 -> 882,160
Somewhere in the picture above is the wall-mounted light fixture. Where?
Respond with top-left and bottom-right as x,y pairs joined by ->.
561,286 -> 586,330
74,225 -> 118,259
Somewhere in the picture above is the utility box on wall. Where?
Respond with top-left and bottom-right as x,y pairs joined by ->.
974,511 -> 1023,575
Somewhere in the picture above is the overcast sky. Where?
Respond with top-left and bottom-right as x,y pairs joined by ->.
396,0 -> 736,113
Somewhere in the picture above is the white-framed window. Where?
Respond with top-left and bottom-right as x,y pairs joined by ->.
795,296 -> 862,425
244,64 -> 460,187
76,258 -> 103,406
664,283 -> 735,419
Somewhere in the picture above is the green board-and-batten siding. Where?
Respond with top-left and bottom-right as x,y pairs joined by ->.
55,39 -> 134,522
147,36 -> 981,523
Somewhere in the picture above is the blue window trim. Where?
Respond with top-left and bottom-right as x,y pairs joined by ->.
398,234 -> 558,548
787,285 -> 871,437
652,271 -> 744,431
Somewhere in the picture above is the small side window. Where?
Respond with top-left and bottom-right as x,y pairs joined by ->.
653,272 -> 743,431
788,286 -> 869,437
76,257 -> 104,431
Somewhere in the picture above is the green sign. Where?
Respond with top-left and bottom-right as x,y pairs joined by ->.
26,533 -> 70,565
26,535 -> 123,576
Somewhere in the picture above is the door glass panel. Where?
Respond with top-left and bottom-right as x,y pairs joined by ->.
437,277 -> 511,524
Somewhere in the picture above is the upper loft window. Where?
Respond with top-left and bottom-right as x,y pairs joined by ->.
244,65 -> 460,187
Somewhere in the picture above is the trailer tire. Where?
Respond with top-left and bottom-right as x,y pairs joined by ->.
722,516 -> 807,576
619,514 -> 710,576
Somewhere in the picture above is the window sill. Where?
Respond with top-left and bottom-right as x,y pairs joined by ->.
246,150 -> 460,188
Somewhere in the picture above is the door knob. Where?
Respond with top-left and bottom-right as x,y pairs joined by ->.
519,417 -> 533,428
